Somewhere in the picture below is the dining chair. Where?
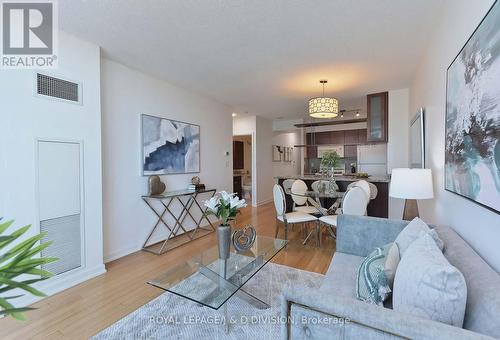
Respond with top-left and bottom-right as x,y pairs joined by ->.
290,180 -> 318,215
346,179 -> 377,200
339,180 -> 375,215
273,184 -> 318,244
319,186 -> 369,237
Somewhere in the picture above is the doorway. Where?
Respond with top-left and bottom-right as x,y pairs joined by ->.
232,134 -> 253,204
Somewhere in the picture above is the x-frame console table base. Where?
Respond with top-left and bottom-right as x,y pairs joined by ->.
142,189 -> 217,255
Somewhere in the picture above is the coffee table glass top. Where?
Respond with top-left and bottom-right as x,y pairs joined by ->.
147,235 -> 287,310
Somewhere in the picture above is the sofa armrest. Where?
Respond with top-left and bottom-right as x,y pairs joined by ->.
336,215 -> 409,257
281,285 -> 492,340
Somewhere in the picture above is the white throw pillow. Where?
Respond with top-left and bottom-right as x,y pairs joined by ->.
394,217 -> 444,256
384,242 -> 400,287
393,233 -> 467,327
385,217 -> 444,287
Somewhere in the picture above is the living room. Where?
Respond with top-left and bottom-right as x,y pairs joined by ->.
0,0 -> 499,339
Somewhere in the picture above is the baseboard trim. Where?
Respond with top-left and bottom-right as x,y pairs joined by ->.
104,244 -> 141,263
13,264 -> 107,308
103,219 -> 223,263
256,198 -> 273,206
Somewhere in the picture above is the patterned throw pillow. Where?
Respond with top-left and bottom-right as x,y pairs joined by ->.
356,244 -> 392,305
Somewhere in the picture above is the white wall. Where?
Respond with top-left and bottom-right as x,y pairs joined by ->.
410,0 -> 500,272
272,131 -> 301,177
255,116 -> 274,205
101,59 -> 233,262
387,88 -> 410,218
0,32 -> 105,304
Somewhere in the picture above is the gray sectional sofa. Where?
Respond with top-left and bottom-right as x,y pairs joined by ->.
281,215 -> 500,339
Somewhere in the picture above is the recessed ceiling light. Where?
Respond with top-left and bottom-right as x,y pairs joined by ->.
356,112 -> 360,117
232,113 -> 237,117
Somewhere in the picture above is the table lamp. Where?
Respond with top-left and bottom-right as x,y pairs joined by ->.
389,168 -> 434,220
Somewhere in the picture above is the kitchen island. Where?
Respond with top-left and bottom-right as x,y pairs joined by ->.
275,174 -> 389,218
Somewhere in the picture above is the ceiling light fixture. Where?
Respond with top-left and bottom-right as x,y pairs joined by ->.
232,113 -> 237,117
308,80 -> 339,119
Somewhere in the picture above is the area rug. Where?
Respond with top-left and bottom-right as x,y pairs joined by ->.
92,263 -> 324,339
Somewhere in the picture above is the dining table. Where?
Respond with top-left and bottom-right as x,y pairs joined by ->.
284,188 -> 345,214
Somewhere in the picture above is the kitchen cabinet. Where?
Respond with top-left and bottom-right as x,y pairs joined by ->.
330,131 -> 345,145
233,141 -> 244,169
306,132 -> 331,145
367,92 -> 388,142
306,145 -> 317,158
357,129 -> 367,144
344,130 -> 358,145
306,131 -> 345,145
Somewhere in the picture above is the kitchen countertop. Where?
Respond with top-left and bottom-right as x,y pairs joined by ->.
275,174 -> 390,183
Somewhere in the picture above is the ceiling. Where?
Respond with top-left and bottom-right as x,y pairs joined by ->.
59,0 -> 443,119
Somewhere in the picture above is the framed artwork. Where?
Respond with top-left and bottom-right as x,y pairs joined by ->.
142,114 -> 200,175
445,0 -> 500,214
283,147 -> 293,162
410,108 -> 425,168
272,145 -> 282,162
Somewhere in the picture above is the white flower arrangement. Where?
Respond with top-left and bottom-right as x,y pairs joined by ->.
204,191 -> 247,225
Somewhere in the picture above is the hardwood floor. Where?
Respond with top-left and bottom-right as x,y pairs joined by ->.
0,203 -> 335,339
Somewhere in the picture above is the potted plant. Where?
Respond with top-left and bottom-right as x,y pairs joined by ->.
204,191 -> 247,261
320,151 -> 341,177
0,219 -> 57,320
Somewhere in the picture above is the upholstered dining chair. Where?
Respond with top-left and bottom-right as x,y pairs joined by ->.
290,179 -> 318,215
319,186 -> 369,237
273,184 -> 318,244
346,179 -> 377,200
337,179 -> 376,215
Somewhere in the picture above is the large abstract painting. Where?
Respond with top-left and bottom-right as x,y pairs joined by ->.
445,0 -> 500,214
142,114 -> 200,175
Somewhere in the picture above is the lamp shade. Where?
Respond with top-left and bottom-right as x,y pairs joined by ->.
309,97 -> 339,118
389,168 -> 434,199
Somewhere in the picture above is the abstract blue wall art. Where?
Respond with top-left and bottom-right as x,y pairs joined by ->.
445,0 -> 500,214
142,114 -> 200,175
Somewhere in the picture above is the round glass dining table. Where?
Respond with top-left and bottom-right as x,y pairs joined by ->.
284,188 -> 345,215
284,189 -> 344,199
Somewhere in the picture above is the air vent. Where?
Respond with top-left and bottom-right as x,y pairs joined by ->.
40,214 -> 82,275
36,73 -> 81,104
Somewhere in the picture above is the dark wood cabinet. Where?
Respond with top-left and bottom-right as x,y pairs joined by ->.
344,130 -> 358,145
331,130 -> 345,144
357,129 -> 367,144
367,92 -> 388,142
233,141 -> 244,169
315,132 -> 331,145
306,145 -> 317,158
306,132 -> 330,145
233,176 -> 242,198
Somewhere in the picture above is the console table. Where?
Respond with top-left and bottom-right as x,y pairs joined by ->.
142,188 -> 216,255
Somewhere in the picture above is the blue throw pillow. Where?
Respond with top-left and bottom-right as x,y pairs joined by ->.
356,243 -> 392,305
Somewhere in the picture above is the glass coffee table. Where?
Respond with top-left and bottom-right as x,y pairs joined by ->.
148,235 -> 287,332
